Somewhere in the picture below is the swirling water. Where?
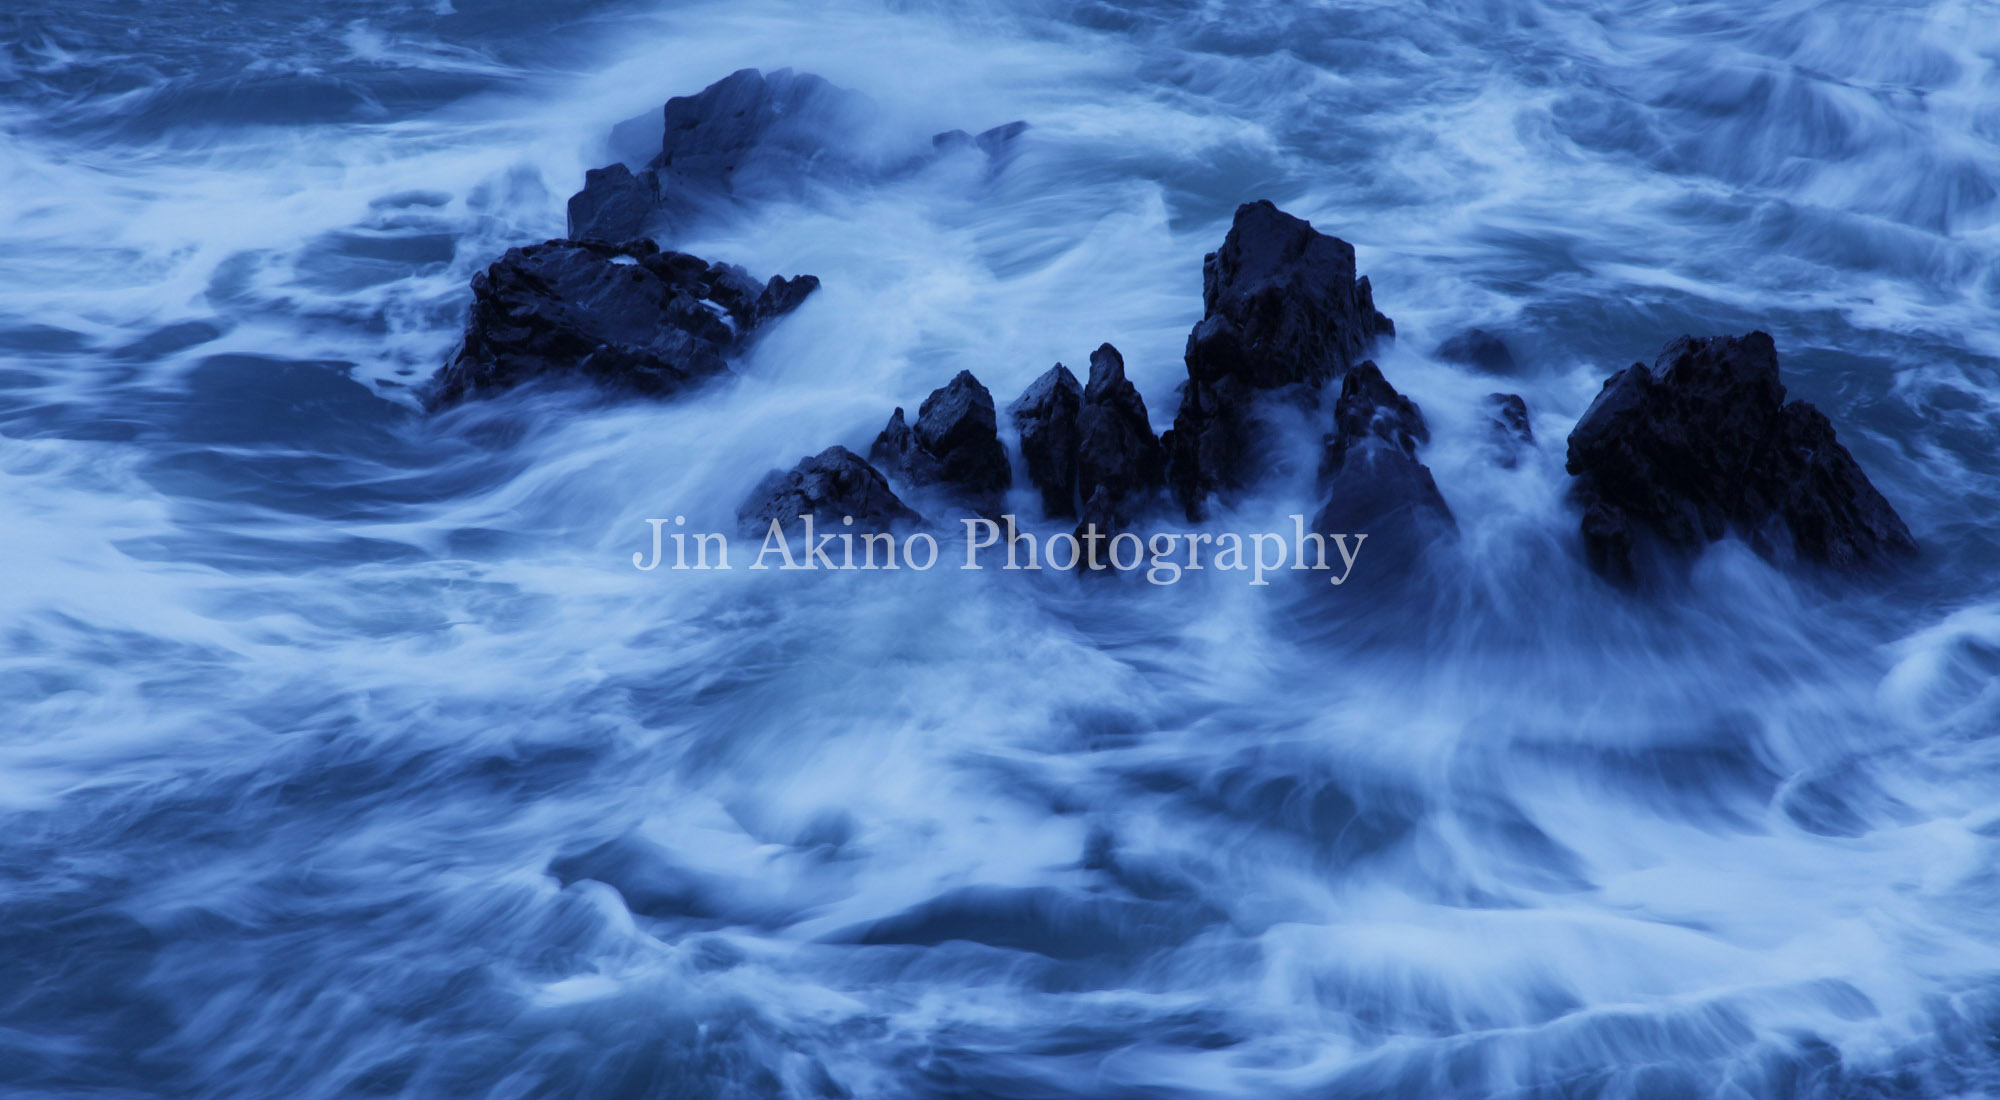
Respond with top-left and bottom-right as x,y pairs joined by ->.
3,1 -> 2000,1097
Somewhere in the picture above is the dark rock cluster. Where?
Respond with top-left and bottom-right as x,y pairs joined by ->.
870,371 -> 1013,513
435,66 -> 1918,587
1164,199 -> 1394,519
429,238 -> 817,407
1566,332 -> 1916,581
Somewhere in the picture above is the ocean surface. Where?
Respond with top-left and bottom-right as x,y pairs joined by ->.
3,1 -> 1999,1096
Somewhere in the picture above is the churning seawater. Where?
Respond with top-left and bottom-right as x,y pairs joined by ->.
3,1 -> 2000,1096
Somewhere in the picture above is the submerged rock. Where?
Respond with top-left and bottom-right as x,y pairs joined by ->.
931,120 -> 1031,160
871,371 -> 1013,508
1314,361 -> 1453,551
737,446 -> 921,538
1074,344 -> 1164,539
430,239 -> 817,406
1437,328 -> 1517,374
1565,332 -> 1916,581
1483,392 -> 1534,468
1008,363 -> 1084,519
1165,200 -> 1395,518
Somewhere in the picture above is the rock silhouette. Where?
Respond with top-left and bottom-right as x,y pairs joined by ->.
1565,332 -> 1916,581
1165,200 -> 1394,519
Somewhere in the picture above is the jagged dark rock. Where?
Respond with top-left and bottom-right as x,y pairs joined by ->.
566,163 -> 655,243
1165,200 -> 1395,519
1008,363 -> 1083,519
430,238 -> 818,407
869,407 -> 939,485
1314,361 -> 1453,553
1483,392 -> 1534,468
570,70 -> 1028,242
1565,332 -> 1916,581
1074,344 -> 1163,538
737,446 -> 920,539
1437,328 -> 1517,374
567,68 -> 875,241
871,371 -> 1012,508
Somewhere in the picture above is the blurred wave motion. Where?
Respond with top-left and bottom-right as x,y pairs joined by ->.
2,1 -> 1998,1097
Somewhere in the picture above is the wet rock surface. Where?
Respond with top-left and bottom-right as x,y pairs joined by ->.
567,68 -> 876,241
737,446 -> 921,538
1314,361 -> 1454,550
1074,344 -> 1164,539
871,371 -> 1012,508
1565,332 -> 1916,581
568,68 -> 1028,242
430,239 -> 817,406
1008,363 -> 1084,519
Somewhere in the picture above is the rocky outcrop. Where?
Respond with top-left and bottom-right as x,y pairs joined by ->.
1483,392 -> 1534,468
737,446 -> 920,539
1313,361 -> 1453,551
1437,328 -> 1517,374
566,163 -> 656,244
430,239 -> 818,406
1165,200 -> 1394,519
1008,363 -> 1083,519
870,371 -> 1012,508
567,68 -> 875,241
568,68 -> 1029,242
1565,332 -> 1916,581
1074,344 -> 1164,540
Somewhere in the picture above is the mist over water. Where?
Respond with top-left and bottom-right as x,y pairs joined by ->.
3,1 -> 2000,1096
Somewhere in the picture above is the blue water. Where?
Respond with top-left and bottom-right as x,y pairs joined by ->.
3,1 -> 1999,1097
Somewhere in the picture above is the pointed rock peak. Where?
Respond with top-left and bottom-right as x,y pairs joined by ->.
1335,361 -> 1428,453
916,371 -> 998,449
1084,344 -> 1129,400
1011,362 -> 1081,417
